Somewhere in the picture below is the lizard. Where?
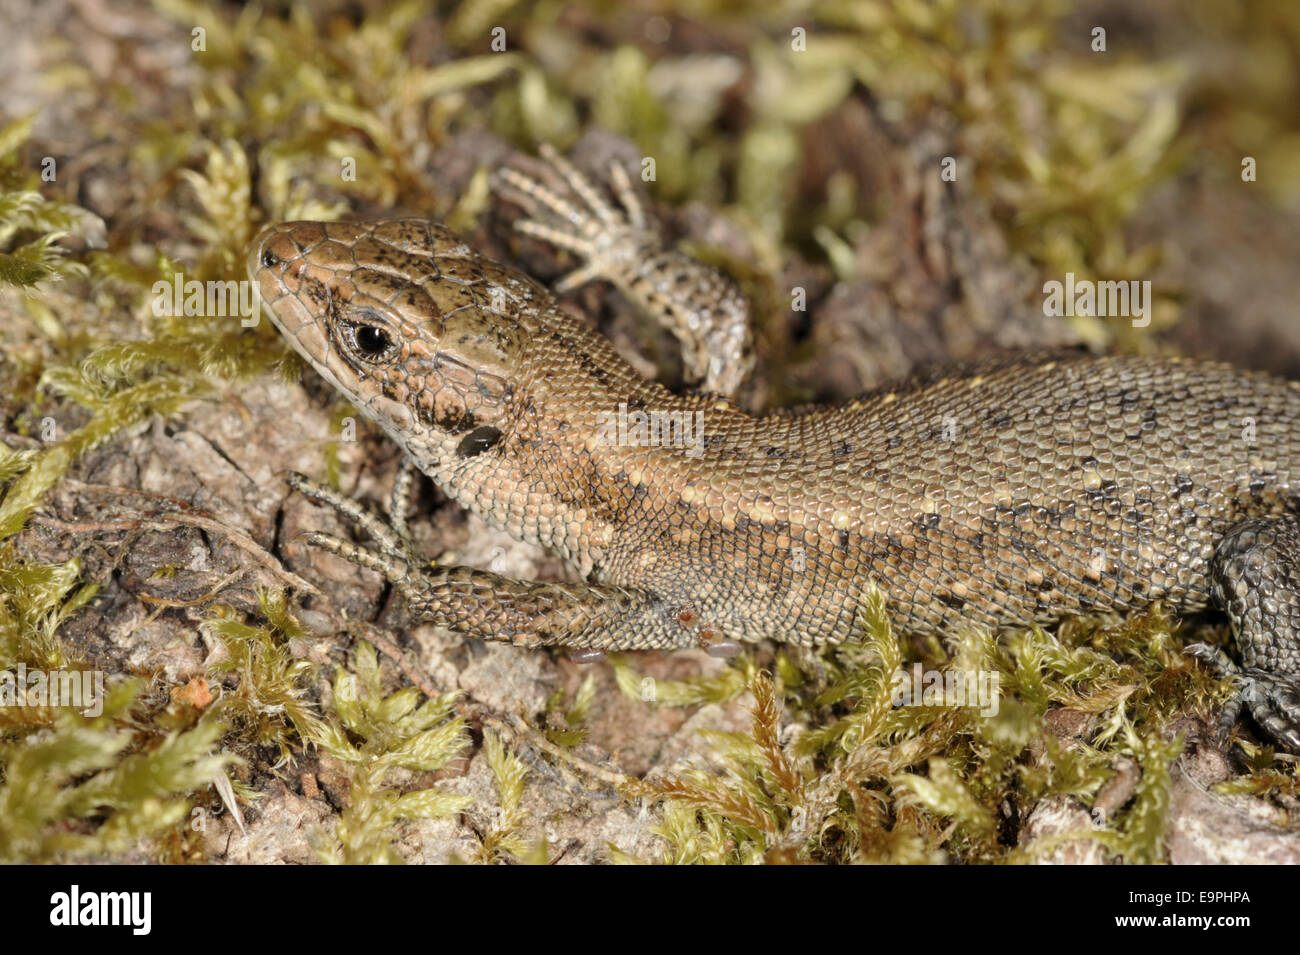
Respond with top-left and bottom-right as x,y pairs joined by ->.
247,144 -> 1300,750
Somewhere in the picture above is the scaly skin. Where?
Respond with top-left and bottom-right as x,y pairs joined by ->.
248,151 -> 1300,749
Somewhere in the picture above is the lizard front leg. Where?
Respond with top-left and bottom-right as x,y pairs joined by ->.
287,472 -> 737,654
493,143 -> 754,397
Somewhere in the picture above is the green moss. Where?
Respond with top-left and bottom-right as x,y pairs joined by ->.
611,652 -> 753,707
0,548 -> 97,670
0,519 -> 231,861
313,641 -> 471,864
619,587 -> 1212,864
1214,752 -> 1300,799
203,589 -> 328,765
542,671 -> 596,748
0,679 -> 233,862
460,729 -> 540,864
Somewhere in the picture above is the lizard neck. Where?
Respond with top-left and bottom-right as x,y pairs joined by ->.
430,304 -> 734,570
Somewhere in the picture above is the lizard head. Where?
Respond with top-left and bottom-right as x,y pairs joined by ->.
249,218 -> 545,464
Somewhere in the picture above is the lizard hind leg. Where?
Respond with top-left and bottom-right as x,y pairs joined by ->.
1190,516 -> 1300,750
491,141 -> 755,396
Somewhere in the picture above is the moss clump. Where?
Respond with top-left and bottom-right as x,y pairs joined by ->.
459,729 -> 549,864
0,677 -> 232,862
615,587 -> 1200,864
203,588 -> 329,766
313,641 -> 471,864
0,498 -> 233,861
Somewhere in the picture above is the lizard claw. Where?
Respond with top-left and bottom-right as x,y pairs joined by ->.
284,470 -> 421,569
1186,642 -> 1300,751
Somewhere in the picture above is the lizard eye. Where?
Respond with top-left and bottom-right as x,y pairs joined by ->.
352,324 -> 393,358
337,312 -> 398,363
